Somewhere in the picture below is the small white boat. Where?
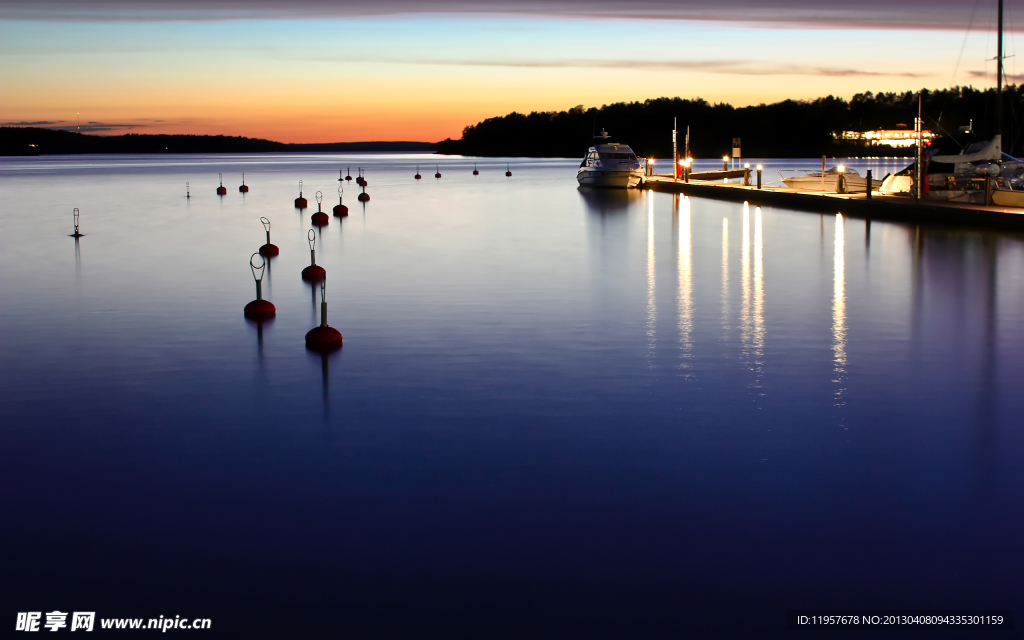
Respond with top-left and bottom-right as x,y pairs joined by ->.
577,129 -> 644,189
780,166 -> 870,193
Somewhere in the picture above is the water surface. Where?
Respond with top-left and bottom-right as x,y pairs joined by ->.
1,153 -> 1021,637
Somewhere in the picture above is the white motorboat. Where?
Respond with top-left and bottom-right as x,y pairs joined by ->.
779,166 -> 870,193
577,129 -> 644,188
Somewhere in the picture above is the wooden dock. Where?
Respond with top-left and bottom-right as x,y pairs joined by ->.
642,176 -> 1024,232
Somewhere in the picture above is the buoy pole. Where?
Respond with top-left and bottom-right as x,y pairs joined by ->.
70,208 -> 84,238
186,182 -> 190,199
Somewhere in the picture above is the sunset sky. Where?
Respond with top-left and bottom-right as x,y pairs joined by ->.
1,0 -> 1020,142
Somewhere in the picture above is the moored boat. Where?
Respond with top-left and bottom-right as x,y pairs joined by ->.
779,166 -> 869,193
577,129 -> 644,189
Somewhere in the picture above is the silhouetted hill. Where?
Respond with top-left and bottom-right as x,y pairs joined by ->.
0,128 -> 438,156
437,86 -> 1024,159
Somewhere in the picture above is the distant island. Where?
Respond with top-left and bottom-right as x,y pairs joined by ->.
437,86 -> 1022,159
0,128 -> 438,156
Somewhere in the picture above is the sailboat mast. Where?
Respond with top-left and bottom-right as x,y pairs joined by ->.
997,0 -> 1004,139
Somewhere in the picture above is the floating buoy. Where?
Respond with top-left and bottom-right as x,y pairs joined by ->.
333,186 -> 348,217
311,191 -> 329,226
505,163 -> 512,177
295,180 -> 307,208
239,173 -> 248,193
217,173 -> 227,195
186,182 -> 190,199
305,280 -> 343,352
435,165 -> 441,179
338,169 -> 344,182
258,217 -> 279,256
415,165 -> 421,180
473,163 -> 479,175
301,229 -> 326,282
244,253 -> 276,320
357,182 -> 369,202
345,167 -> 352,182
69,207 -> 84,238
356,168 -> 366,187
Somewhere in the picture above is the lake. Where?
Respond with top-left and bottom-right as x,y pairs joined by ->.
1,153 -> 1021,637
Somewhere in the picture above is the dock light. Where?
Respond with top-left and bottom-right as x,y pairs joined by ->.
723,156 -> 729,170
837,165 -> 845,173
756,165 -> 763,190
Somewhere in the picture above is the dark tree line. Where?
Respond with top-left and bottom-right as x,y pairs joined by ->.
0,128 -> 436,156
438,86 -> 1024,158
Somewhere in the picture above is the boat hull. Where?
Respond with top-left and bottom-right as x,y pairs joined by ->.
782,174 -> 869,193
577,169 -> 643,189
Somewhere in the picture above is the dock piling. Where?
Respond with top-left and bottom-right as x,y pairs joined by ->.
866,170 -> 872,200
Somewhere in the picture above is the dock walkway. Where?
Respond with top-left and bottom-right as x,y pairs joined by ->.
642,176 -> 1024,231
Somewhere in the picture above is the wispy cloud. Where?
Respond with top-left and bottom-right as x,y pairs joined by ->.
0,0 -> 1012,31
2,120 -> 67,126
295,55 -> 926,78
2,121 -> 151,133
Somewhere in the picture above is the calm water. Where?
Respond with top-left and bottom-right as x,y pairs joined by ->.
1,154 -> 1022,637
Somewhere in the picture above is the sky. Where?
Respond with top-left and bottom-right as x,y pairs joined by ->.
0,0 -> 1021,142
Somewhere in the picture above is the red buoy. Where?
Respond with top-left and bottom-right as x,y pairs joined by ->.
301,229 -> 326,282
414,165 -> 421,180
295,180 -> 308,209
258,217 -> 279,256
505,163 -> 512,177
356,168 -> 366,187
217,173 -> 227,195
435,165 -> 441,179
239,173 -> 249,193
345,167 -> 352,182
333,187 -> 348,217
473,163 -> 479,175
311,191 -> 329,226
358,182 -> 369,202
305,280 -> 342,352
244,253 -> 276,320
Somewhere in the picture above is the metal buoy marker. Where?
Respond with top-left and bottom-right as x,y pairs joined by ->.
311,191 -> 329,226
357,183 -> 369,202
305,279 -> 343,352
301,229 -> 326,282
356,168 -> 366,187
339,169 -> 344,182
505,163 -> 512,177
70,208 -> 84,238
473,163 -> 479,175
345,167 -> 352,182
415,165 -> 421,180
259,217 -> 279,256
239,173 -> 249,193
217,173 -> 227,195
333,186 -> 349,217
244,253 -> 276,320
295,180 -> 308,209
186,182 -> 190,199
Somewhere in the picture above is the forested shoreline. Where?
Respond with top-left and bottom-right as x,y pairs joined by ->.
437,86 -> 1024,158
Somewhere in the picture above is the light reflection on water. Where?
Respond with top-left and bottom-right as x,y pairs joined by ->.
1,154 -> 1022,637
